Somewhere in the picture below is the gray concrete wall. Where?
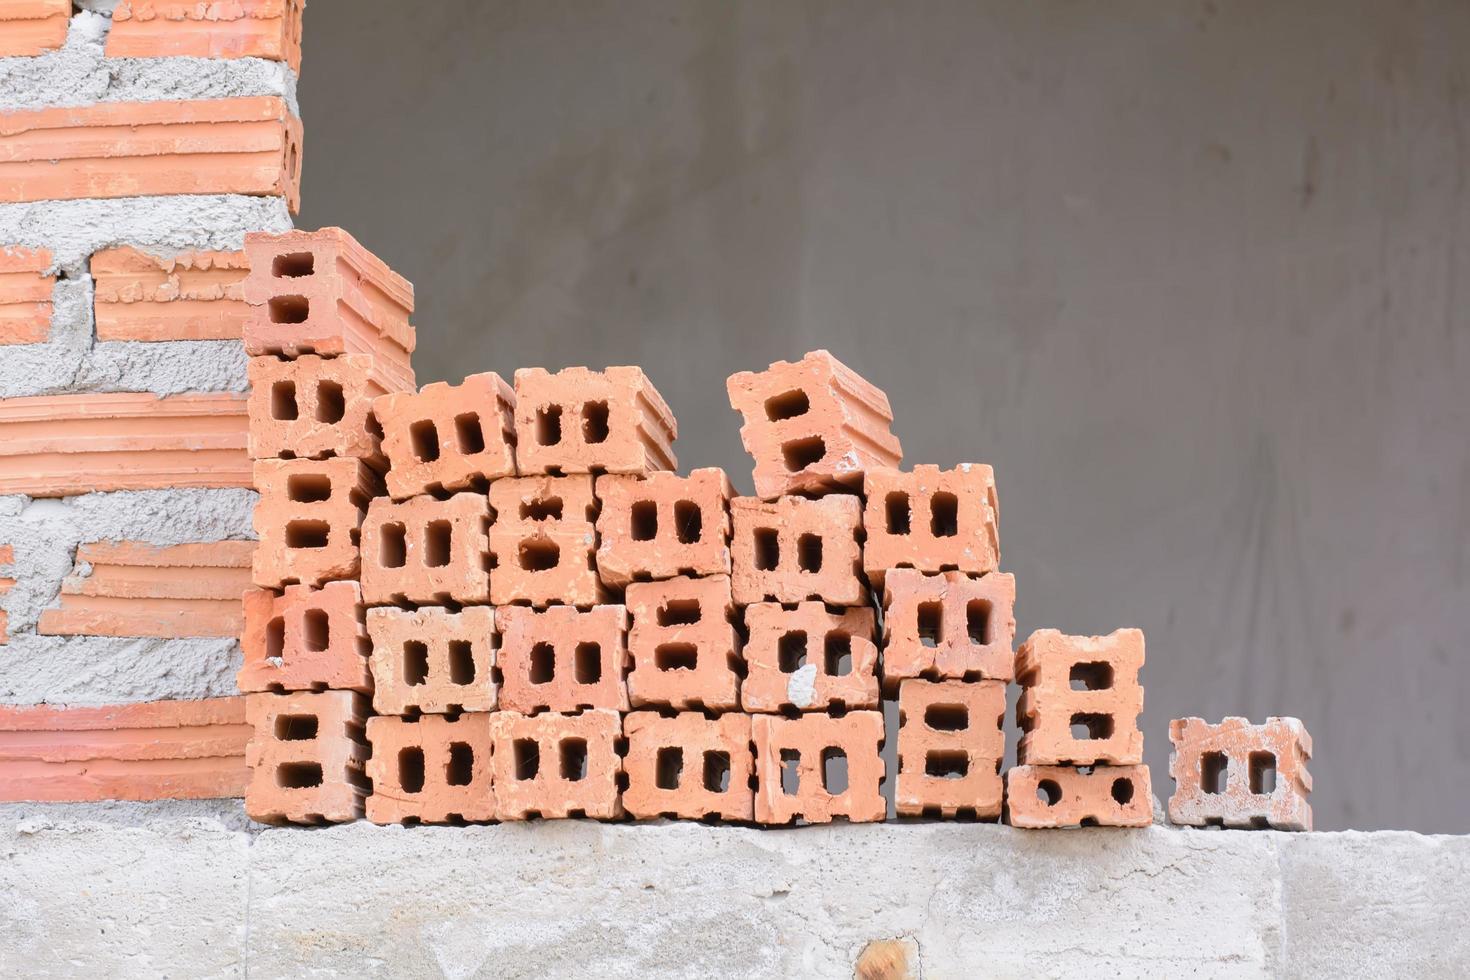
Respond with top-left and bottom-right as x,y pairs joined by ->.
296,1 -> 1470,832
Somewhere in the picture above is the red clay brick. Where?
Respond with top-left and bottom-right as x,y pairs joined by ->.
0,543 -> 13,645
487,475 -> 603,608
1016,628 -> 1145,766
863,464 -> 999,589
594,468 -> 732,589
252,457 -> 379,589
751,711 -> 886,825
365,713 -> 494,824
0,245 -> 53,345
242,227 -> 415,392
741,602 -> 878,713
0,1 -> 69,58
497,604 -> 629,714
880,569 -> 1016,689
238,581 -> 371,694
107,0 -> 304,73
895,679 -> 1005,818
360,492 -> 491,606
623,711 -> 753,821
488,709 -> 622,820
375,372 -> 516,500
366,605 -> 496,716
726,349 -> 902,499
1167,716 -> 1312,831
1005,764 -> 1153,829
248,354 -> 394,466
91,247 -> 248,342
513,365 -> 675,476
625,574 -> 741,711
244,690 -> 369,824
729,494 -> 864,606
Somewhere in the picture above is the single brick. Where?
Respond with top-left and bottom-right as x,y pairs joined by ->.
1016,628 -> 1145,766
741,602 -> 878,713
895,678 -> 1005,818
513,365 -> 676,475
497,604 -> 629,714
0,97 -> 302,211
729,494 -> 864,606
625,575 -> 741,711
0,245 -> 54,345
238,581 -> 371,694
726,349 -> 902,499
242,227 -> 415,391
248,354 -> 395,466
107,0 -> 304,73
594,468 -> 733,589
244,690 -> 369,824
881,569 -> 1017,688
252,457 -> 380,589
365,713 -> 494,824
0,0 -> 69,57
1005,764 -> 1153,829
0,392 -> 249,497
360,492 -> 491,606
751,711 -> 886,825
1167,716 -> 1313,831
375,372 -> 516,500
862,464 -> 999,589
488,709 -> 622,820
487,475 -> 603,608
366,605 -> 496,716
623,711 -> 753,821
91,247 -> 248,342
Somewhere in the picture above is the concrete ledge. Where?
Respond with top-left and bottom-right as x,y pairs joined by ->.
0,806 -> 1463,978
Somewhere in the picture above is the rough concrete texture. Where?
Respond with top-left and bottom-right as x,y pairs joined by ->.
0,814 -> 1462,978
0,11 -> 299,116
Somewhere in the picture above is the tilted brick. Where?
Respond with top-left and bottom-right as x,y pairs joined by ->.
595,468 -> 732,589
513,365 -> 675,475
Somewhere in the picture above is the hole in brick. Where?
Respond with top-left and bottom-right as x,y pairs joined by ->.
797,533 -> 823,572
1111,776 -> 1135,805
448,640 -> 475,684
778,631 -> 808,672
1069,661 -> 1114,691
656,599 -> 701,626
656,747 -> 683,789
581,401 -> 610,444
754,528 -> 780,571
885,492 -> 911,534
925,750 -> 969,779
1249,751 -> 1277,794
560,738 -> 588,781
824,632 -> 852,676
315,381 -> 345,424
518,537 -> 560,571
1071,713 -> 1114,740
272,252 -> 314,277
271,381 -> 298,420
924,703 -> 969,731
380,523 -> 407,568
276,762 -> 322,788
424,520 -> 452,568
410,420 -> 440,463
574,642 -> 602,683
266,616 -> 285,661
1037,779 -> 1062,806
286,474 -> 331,503
513,739 -> 540,780
780,749 -> 801,795
520,497 -> 563,521
930,492 -> 959,537
631,500 -> 658,541
917,601 -> 943,647
655,643 -> 697,671
273,714 -> 318,740
821,747 -> 848,793
403,641 -> 429,686
399,747 -> 426,793
1201,752 -> 1228,794
1080,817 -> 1100,828
674,500 -> 702,543
447,743 -> 474,786
454,413 -> 485,454
529,642 -> 556,683
703,751 -> 732,792
764,389 -> 809,421
302,609 -> 329,652
536,405 -> 563,445
781,436 -> 826,472
269,295 -> 309,324
966,600 -> 990,645
285,520 -> 329,549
